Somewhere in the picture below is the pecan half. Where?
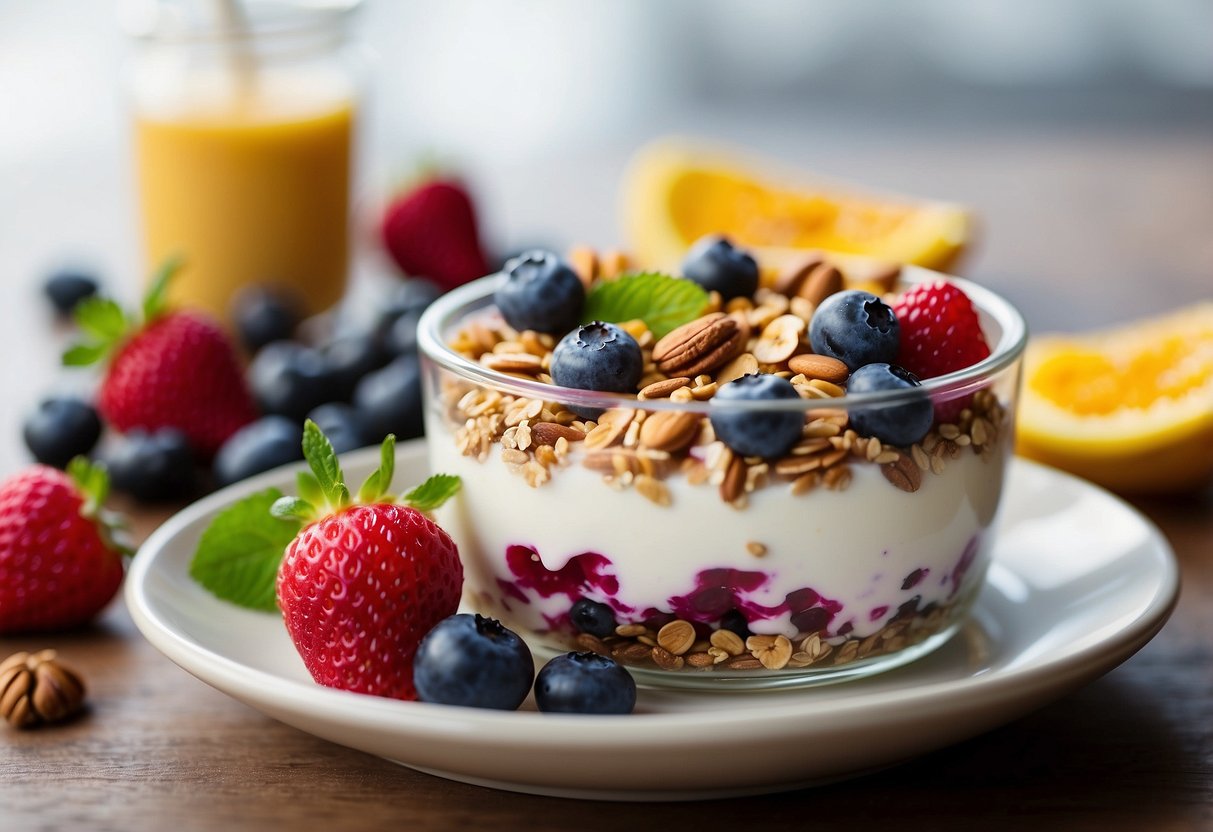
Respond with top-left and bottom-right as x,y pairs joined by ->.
652,313 -> 747,377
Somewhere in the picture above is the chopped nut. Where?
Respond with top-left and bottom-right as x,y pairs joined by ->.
745,634 -> 793,670
615,623 -> 648,638
716,352 -> 759,385
745,541 -> 768,558
752,315 -> 806,364
657,620 -> 696,656
650,646 -> 685,670
709,629 -> 746,656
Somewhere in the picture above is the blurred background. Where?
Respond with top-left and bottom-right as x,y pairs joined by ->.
1,0 -> 1211,449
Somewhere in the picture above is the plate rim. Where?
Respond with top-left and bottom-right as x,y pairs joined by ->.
125,443 -> 1180,742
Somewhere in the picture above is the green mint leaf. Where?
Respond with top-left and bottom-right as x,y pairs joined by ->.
296,471 -> 324,507
402,474 -> 461,512
270,496 -> 314,521
357,434 -> 396,503
301,420 -> 349,510
142,254 -> 184,323
74,297 -> 128,342
67,456 -> 109,515
582,272 -> 709,338
189,488 -> 300,612
62,342 -> 110,367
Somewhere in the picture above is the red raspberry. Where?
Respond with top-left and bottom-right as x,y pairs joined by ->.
893,281 -> 990,380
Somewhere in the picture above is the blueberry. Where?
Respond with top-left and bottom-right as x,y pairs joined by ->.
382,307 -> 423,357
379,277 -> 443,326
720,609 -> 752,640
494,250 -> 585,334
213,416 -> 303,487
43,269 -> 99,316
248,341 -> 337,422
808,290 -> 899,371
846,363 -> 933,447
320,333 -> 390,401
534,652 -> 636,715
231,285 -> 303,353
103,428 -> 196,502
413,614 -> 535,710
550,322 -> 643,394
22,396 -> 102,468
681,236 -> 758,302
709,373 -> 804,458
306,403 -> 369,454
353,355 -> 423,443
569,599 -> 617,639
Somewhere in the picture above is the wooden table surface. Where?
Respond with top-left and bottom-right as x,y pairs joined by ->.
1,124 -> 1211,832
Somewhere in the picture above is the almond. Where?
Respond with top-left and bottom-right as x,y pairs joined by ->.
638,410 -> 701,452
652,313 -> 747,377
720,454 -> 747,503
773,256 -> 824,297
882,454 -> 923,492
638,377 -> 691,400
788,354 -> 849,383
797,263 -> 843,307
583,407 -> 636,449
530,422 -> 585,447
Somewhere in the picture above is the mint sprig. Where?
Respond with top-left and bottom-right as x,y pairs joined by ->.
190,422 -> 462,611
582,272 -> 708,338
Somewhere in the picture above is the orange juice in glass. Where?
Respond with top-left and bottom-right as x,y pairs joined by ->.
127,1 -> 362,320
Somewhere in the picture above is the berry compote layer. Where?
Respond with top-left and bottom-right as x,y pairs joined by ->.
420,246 -> 1024,680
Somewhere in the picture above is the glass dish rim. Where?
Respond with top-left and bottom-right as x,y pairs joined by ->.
417,265 -> 1028,415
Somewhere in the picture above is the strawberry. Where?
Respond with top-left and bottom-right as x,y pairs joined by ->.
380,178 -> 490,293
0,459 -> 127,633
893,281 -> 991,380
65,258 -> 258,456
189,423 -> 463,700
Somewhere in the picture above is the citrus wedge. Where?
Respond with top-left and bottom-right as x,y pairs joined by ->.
622,140 -> 973,273
1016,303 -> 1213,494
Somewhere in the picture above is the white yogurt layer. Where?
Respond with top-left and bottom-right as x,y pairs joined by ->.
431,422 -> 1007,641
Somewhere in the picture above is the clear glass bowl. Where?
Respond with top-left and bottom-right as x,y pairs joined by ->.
417,267 -> 1027,690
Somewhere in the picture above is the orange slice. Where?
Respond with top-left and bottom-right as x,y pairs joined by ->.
1016,303 -> 1213,494
621,140 -> 973,273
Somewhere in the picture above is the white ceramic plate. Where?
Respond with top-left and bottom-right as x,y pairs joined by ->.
126,442 -> 1178,801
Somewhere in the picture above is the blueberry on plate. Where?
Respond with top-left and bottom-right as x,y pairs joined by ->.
231,285 -> 303,353
681,235 -> 759,302
213,416 -> 303,487
22,396 -> 103,468
43,269 -> 100,316
494,250 -> 585,334
306,402 -> 369,455
413,614 -> 535,710
320,333 -> 390,401
248,341 -> 337,422
534,652 -> 637,715
353,355 -> 424,443
808,290 -> 900,371
709,373 -> 804,459
103,428 -> 196,502
551,322 -> 643,393
569,599 -> 617,639
382,306 -> 424,357
846,363 -> 933,447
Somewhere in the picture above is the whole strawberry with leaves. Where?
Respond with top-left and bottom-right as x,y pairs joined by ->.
380,177 -> 490,293
0,458 -> 128,633
65,258 -> 258,455
190,422 -> 463,700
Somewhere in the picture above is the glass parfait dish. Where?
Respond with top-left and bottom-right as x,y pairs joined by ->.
417,266 -> 1026,690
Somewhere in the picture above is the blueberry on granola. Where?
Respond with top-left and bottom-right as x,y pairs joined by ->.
681,235 -> 759,302
847,363 -> 933,447
495,250 -> 585,334
570,598 -> 617,639
551,322 -> 644,395
808,290 -> 900,371
534,651 -> 636,715
710,373 -> 803,459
